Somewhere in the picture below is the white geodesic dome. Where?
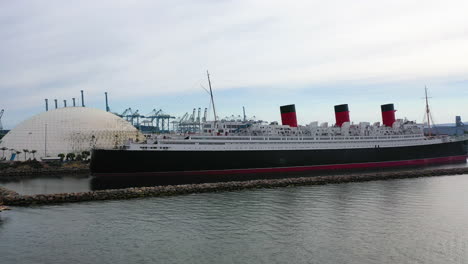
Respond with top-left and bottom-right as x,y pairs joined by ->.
0,107 -> 143,161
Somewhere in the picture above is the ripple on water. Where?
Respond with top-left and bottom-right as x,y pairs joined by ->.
1,175 -> 468,264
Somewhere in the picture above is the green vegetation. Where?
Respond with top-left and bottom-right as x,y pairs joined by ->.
1,147 -> 7,160
81,151 -> 90,160
0,150 -> 91,174
66,153 -> 76,161
0,159 -> 44,170
0,159 -> 89,174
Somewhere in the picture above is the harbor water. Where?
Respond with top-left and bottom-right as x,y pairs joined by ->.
1,173 -> 468,263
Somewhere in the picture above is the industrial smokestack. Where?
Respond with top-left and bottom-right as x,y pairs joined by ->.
54,99 -> 58,109
243,106 -> 246,122
381,104 -> 396,127
45,99 -> 49,111
81,90 -> 85,107
72,98 -> 76,107
105,92 -> 109,112
280,104 -> 298,127
63,100 -> 67,107
334,104 -> 350,127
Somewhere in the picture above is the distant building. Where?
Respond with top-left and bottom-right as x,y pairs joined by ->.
0,107 -> 142,161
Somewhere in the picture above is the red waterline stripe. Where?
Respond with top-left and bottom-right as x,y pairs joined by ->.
94,155 -> 468,177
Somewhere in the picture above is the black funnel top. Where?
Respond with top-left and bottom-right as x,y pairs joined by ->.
334,104 -> 349,113
381,104 -> 394,112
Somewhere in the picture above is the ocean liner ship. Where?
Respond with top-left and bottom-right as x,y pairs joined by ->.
90,103 -> 468,182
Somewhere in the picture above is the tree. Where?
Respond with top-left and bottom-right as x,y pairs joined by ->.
31,150 -> 37,160
1,147 -> 7,159
66,153 -> 75,161
76,154 -> 83,161
23,149 -> 29,161
9,149 -> 15,160
15,151 -> 21,161
81,151 -> 91,160
58,153 -> 65,162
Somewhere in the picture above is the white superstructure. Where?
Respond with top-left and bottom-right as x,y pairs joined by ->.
126,119 -> 462,152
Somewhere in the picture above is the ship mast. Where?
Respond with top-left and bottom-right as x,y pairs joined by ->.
424,86 -> 431,136
207,70 -> 217,127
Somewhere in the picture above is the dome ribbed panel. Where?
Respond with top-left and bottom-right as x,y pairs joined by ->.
0,107 -> 143,160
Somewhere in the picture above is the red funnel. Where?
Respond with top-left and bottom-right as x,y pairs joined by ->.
334,104 -> 350,127
381,104 -> 396,127
280,104 -> 298,127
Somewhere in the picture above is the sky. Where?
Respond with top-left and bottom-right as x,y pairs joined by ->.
1,0 -> 467,129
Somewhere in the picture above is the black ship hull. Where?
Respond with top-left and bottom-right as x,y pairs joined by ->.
90,140 -> 468,184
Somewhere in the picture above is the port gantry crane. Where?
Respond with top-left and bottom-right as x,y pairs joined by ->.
0,109 -> 4,131
118,108 -> 140,127
117,107 -> 175,133
176,108 -> 205,133
144,109 -> 174,133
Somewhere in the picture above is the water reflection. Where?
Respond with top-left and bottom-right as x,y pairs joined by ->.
0,175 -> 91,195
0,214 -> 10,230
5,175 -> 467,264
0,161 -> 467,195
90,161 -> 468,190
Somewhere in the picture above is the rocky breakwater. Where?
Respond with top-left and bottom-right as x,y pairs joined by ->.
1,167 -> 468,206
0,186 -> 19,211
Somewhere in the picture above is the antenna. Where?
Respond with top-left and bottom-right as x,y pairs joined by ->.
207,70 -> 217,125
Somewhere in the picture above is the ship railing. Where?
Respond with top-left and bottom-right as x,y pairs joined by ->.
149,140 -> 438,150
186,134 -> 425,142
154,137 -> 427,146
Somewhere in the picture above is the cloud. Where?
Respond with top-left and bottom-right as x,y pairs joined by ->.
1,0 -> 467,127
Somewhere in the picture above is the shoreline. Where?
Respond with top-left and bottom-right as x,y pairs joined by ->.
0,168 -> 90,179
1,167 -> 468,206
0,160 -> 90,180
